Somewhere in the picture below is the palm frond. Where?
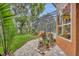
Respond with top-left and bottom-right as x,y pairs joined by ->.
0,3 -> 15,55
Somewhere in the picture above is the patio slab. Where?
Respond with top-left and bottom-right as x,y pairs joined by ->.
14,39 -> 65,56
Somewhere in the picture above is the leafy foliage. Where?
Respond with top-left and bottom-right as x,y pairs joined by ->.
0,4 -> 15,55
13,4 -> 45,34
0,3 -> 45,55
15,16 -> 28,33
31,4 -> 45,20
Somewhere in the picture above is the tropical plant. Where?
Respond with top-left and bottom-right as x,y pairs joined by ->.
31,3 -> 45,21
15,16 -> 28,34
0,4 -> 15,55
11,3 -> 45,34
44,39 -> 49,47
11,4 -> 28,34
30,4 -> 45,33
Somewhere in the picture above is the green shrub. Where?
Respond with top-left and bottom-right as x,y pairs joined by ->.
44,39 -> 49,46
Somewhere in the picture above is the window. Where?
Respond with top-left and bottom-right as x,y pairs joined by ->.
58,4 -> 71,40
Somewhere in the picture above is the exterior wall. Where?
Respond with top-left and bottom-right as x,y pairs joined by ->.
56,3 -> 79,56
56,36 -> 74,55
75,3 -> 79,55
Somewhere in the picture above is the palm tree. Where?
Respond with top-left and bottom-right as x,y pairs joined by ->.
11,3 -> 45,34
29,3 -> 45,33
15,16 -> 28,33
0,4 -> 15,55
12,4 -> 30,34
31,3 -> 45,21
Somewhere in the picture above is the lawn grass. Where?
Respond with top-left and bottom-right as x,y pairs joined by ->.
0,33 -> 38,54
0,47 -> 3,54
